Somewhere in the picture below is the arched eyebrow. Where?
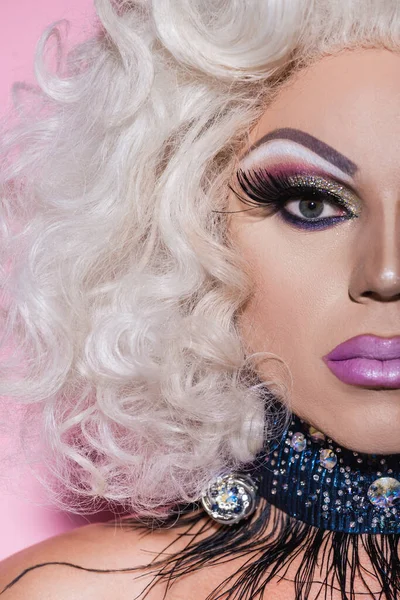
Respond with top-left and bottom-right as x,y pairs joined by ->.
240,127 -> 358,177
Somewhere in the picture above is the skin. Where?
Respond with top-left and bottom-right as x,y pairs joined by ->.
229,47 -> 400,455
0,47 -> 399,599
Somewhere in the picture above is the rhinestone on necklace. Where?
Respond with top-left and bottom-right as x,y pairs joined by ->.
367,477 -> 400,508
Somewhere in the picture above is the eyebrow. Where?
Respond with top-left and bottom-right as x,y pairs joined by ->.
240,127 -> 358,176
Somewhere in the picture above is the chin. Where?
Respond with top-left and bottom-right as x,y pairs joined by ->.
299,397 -> 400,456
334,433 -> 400,456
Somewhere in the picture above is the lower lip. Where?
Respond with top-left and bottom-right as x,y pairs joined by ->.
325,358 -> 400,388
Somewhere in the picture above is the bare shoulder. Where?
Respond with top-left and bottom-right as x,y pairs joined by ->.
0,516 -> 300,600
0,518 -> 183,600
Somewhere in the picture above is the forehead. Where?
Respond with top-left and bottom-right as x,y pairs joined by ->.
247,49 -> 400,184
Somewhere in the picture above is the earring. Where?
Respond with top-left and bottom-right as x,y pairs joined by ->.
201,473 -> 258,525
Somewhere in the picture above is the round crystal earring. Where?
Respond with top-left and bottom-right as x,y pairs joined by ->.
200,473 -> 258,525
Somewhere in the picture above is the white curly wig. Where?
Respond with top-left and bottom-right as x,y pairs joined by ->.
1,0 -> 400,517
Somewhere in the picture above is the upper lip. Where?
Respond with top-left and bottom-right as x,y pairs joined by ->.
324,334 -> 400,361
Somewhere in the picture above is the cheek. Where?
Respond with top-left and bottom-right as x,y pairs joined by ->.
239,262 -> 310,361
235,225 -> 346,366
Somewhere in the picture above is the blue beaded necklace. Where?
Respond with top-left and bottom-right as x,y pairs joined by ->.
258,412 -> 400,534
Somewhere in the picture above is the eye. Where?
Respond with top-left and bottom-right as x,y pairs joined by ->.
231,168 -> 359,231
284,194 -> 347,220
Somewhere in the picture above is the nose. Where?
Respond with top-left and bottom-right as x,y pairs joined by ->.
348,214 -> 400,303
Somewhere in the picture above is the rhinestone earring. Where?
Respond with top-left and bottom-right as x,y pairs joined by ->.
201,473 -> 258,525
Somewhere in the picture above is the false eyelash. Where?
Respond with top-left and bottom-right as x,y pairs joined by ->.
232,168 -> 353,215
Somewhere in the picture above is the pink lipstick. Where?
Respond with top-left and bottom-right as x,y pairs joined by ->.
323,335 -> 400,388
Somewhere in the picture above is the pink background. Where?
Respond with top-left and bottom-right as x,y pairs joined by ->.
0,0 -> 95,560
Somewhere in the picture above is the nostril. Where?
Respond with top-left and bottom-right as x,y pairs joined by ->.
360,290 -> 400,302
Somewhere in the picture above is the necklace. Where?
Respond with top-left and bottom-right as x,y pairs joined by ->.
259,412 -> 400,534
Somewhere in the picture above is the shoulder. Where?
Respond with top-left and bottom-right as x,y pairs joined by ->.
0,518 -> 181,600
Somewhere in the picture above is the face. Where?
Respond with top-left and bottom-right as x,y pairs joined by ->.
229,49 -> 400,454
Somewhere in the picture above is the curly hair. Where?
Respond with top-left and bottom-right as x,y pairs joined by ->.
1,0 -> 400,517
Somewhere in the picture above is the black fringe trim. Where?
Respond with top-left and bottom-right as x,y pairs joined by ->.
2,501 -> 399,598
120,499 -> 400,600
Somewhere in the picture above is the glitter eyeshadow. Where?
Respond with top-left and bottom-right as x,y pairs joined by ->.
286,174 -> 361,216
